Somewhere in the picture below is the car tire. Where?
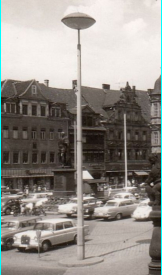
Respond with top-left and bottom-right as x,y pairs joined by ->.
116,213 -> 122,220
42,241 -> 51,252
74,235 -> 77,244
5,238 -> 14,250
5,208 -> 11,215
17,247 -> 26,252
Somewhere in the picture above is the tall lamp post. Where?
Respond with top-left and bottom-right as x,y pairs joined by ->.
61,13 -> 96,260
124,109 -> 128,188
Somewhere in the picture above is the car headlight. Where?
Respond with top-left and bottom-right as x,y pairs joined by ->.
13,236 -> 17,241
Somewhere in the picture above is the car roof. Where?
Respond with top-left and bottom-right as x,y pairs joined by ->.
36,218 -> 73,224
108,198 -> 133,202
2,216 -> 42,223
71,196 -> 95,200
115,192 -> 135,196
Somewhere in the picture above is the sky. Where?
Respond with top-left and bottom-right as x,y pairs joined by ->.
1,0 -> 161,91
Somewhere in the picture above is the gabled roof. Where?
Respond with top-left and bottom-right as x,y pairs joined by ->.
1,79 -> 18,98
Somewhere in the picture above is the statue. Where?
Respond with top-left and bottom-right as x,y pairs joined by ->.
141,153 -> 161,206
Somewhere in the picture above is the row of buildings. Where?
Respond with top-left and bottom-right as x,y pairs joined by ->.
1,75 -> 161,194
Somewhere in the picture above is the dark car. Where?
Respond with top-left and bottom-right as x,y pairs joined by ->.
1,198 -> 21,215
1,216 -> 42,250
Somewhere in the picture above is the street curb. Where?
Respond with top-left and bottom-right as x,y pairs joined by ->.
58,256 -> 104,267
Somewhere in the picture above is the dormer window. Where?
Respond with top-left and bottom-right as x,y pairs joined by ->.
6,102 -> 16,114
32,85 -> 37,95
51,107 -> 61,117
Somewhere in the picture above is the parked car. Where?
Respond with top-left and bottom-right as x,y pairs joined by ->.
21,193 -> 50,204
1,216 -> 42,250
1,198 -> 21,215
131,199 -> 152,221
58,196 -> 99,219
94,198 -> 138,220
13,218 -> 89,252
113,192 -> 137,203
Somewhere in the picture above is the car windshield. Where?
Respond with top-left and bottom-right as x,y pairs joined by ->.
114,194 -> 123,198
139,202 -> 149,207
1,222 -> 17,229
68,199 -> 77,204
105,201 -> 118,207
34,223 -> 53,230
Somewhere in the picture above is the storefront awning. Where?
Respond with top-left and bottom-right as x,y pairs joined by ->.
134,171 -> 149,176
83,170 -> 94,180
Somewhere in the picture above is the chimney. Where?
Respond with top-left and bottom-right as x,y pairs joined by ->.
72,80 -> 77,89
132,86 -> 136,91
44,79 -> 49,87
102,84 -> 110,90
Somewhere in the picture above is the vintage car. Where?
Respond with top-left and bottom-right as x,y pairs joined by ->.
21,193 -> 50,204
58,196 -> 99,219
94,198 -> 138,220
131,199 -> 152,221
1,216 -> 42,249
13,218 -> 89,252
1,198 -> 21,215
113,192 -> 137,203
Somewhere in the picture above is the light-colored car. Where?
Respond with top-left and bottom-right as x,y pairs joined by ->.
131,199 -> 152,221
58,196 -> 99,219
21,193 -> 49,205
94,198 -> 138,220
113,192 -> 137,203
1,216 -> 42,250
13,218 -> 89,252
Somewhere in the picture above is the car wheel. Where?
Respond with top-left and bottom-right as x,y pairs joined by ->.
17,247 -> 26,252
5,208 -> 11,215
116,213 -> 122,220
42,241 -> 51,252
66,214 -> 72,218
74,235 -> 77,244
5,239 -> 14,250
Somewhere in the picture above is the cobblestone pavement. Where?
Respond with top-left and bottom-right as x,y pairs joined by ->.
1,217 -> 153,275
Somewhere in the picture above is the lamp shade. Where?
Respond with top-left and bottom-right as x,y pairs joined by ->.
61,12 -> 96,30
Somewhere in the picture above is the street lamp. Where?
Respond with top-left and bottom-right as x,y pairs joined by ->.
124,109 -> 128,188
61,13 -> 96,260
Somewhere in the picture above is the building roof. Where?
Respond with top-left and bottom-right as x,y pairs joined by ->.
1,79 -> 151,122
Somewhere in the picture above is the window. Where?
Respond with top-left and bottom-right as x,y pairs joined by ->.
13,127 -> 18,139
58,129 -> 63,139
6,103 -> 16,113
23,153 -> 28,164
49,129 -> 54,140
142,150 -> 147,160
3,152 -> 10,164
109,149 -> 114,161
127,111 -> 131,120
127,130 -> 131,140
32,85 -> 37,95
50,152 -> 55,163
82,116 -> 93,127
153,103 -> 159,117
153,132 -> 159,145
22,127 -> 28,139
118,110 -> 122,120
41,152 -> 46,164
135,149 -> 140,160
135,131 -> 139,141
118,149 -> 122,160
13,152 -> 19,164
31,128 -> 37,139
109,130 -> 114,140
56,223 -> 63,231
33,142 -> 37,149
32,105 -> 37,116
127,149 -> 131,160
22,104 -> 28,115
64,221 -> 73,229
3,126 -> 9,138
143,131 -> 147,141
41,105 -> 46,116
32,153 -> 38,164
135,112 -> 138,121
51,107 -> 61,117
41,129 -> 46,140
118,131 -> 122,140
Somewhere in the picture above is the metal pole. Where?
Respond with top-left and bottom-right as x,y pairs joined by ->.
124,111 -> 128,188
74,120 -> 77,171
77,29 -> 84,260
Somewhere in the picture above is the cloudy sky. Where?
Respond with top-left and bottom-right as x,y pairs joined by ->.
1,0 -> 161,90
